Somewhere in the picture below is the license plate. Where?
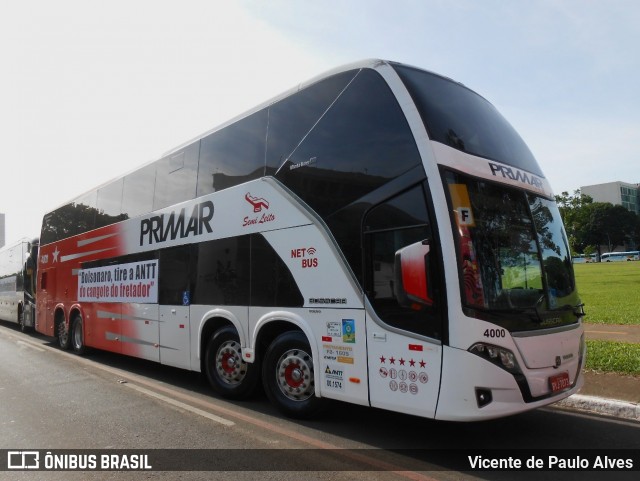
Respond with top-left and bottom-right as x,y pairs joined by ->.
549,372 -> 571,392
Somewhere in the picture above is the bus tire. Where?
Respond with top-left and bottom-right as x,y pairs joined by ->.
71,314 -> 87,355
18,306 -> 26,333
57,316 -> 71,350
262,331 -> 324,419
204,326 -> 259,400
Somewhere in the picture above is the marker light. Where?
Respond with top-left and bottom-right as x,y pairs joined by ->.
469,342 -> 522,374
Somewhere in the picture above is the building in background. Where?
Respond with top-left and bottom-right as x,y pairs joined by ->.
581,181 -> 640,215
0,213 -> 5,248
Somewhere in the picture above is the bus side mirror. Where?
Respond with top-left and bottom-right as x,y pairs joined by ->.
394,240 -> 434,308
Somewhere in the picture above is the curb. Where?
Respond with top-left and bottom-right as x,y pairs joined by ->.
556,394 -> 640,421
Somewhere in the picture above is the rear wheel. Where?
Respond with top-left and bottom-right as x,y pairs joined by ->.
262,331 -> 324,419
204,326 -> 259,399
57,316 -> 71,350
71,314 -> 86,355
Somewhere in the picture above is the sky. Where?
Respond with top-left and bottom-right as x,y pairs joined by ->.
1,0 -> 638,245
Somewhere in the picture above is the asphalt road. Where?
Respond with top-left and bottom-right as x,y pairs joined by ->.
1,321 -> 638,481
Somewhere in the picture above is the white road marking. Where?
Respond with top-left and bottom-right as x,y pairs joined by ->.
121,382 -> 235,427
16,340 -> 45,352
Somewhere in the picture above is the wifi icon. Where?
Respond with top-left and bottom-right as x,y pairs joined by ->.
307,247 -> 317,256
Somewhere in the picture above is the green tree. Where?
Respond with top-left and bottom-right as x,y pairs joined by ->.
555,190 -> 640,255
555,190 -> 593,253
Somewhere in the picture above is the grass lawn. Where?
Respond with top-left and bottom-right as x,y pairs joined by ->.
585,340 -> 640,375
573,261 -> 640,325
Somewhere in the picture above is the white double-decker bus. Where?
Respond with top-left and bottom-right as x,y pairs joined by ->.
35,60 -> 585,421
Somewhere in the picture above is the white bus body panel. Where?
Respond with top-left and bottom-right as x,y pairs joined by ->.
260,225 -> 362,308
436,345 -> 584,421
366,316 -> 442,419
512,327 -> 583,397
0,280 -> 20,323
126,303 -> 160,363
437,346 -> 529,421
159,305 -> 191,369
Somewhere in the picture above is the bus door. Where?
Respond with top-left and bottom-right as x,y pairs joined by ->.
366,325 -> 442,417
159,305 -> 190,368
158,247 -> 192,369
37,267 -> 56,336
363,184 -> 443,418
364,242 -> 443,418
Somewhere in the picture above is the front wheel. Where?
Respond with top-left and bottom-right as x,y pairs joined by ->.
204,326 -> 259,399
262,331 -> 324,419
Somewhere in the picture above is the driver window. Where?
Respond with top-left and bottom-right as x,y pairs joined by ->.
364,184 -> 441,339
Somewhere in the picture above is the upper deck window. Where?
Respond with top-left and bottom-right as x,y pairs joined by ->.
393,64 -> 542,176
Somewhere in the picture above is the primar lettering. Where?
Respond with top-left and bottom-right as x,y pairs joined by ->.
140,200 -> 214,246
488,162 -> 543,189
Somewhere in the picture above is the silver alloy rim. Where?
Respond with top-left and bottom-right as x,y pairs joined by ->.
276,348 -> 314,402
215,339 -> 247,385
73,322 -> 82,349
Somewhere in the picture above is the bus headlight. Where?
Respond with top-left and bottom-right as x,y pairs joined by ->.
469,343 -> 522,374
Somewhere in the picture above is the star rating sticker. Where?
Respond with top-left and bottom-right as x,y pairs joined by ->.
419,359 -> 426,368
52,246 -> 60,263
409,359 -> 416,367
399,358 -> 405,366
389,356 -> 396,365
379,355 -> 386,364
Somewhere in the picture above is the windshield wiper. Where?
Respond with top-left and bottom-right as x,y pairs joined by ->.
523,294 -> 545,323
474,294 -> 546,322
553,303 -> 586,318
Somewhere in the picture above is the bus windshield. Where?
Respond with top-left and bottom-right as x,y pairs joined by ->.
444,171 -> 581,331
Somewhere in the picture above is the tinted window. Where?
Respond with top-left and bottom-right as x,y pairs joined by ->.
122,163 -> 156,218
96,178 -> 126,228
43,191 -> 99,243
364,185 -> 429,232
74,191 -> 98,236
268,69 -> 422,218
530,197 -> 575,299
192,236 -> 250,306
393,64 -> 542,176
197,110 -> 268,196
82,250 -> 156,269
159,246 -> 192,305
250,234 -> 303,307
265,68 -> 423,287
0,244 -> 22,279
41,206 -> 72,245
154,141 -> 199,210
265,70 -> 357,175
364,185 -> 441,339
